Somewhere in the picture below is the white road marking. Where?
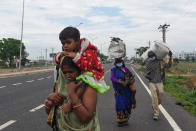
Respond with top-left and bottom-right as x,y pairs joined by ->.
0,86 -> 6,89
46,76 -> 52,79
130,66 -> 182,131
37,78 -> 44,80
29,104 -> 45,112
26,80 -> 34,83
12,83 -> 22,86
0,120 -> 16,130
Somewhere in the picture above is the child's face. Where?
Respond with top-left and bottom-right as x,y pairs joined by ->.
62,65 -> 79,81
61,38 -> 80,52
125,74 -> 130,80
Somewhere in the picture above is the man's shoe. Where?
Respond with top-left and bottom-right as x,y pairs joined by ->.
153,115 -> 159,120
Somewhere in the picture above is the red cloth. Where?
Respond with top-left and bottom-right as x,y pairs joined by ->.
54,38 -> 104,80
75,39 -> 104,80
54,52 -> 61,64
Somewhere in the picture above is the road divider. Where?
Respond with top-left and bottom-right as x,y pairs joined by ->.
0,120 -> 16,130
130,65 -> 182,131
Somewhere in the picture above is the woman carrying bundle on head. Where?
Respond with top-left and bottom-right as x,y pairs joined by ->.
110,58 -> 136,126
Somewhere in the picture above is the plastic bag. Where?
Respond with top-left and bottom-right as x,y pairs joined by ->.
108,39 -> 126,59
142,41 -> 170,60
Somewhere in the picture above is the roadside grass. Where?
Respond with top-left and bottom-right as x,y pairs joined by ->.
167,62 -> 196,74
164,75 -> 196,115
138,66 -> 145,74
0,65 -> 15,69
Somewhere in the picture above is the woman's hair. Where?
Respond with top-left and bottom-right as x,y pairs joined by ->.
114,58 -> 125,67
60,56 -> 80,72
59,26 -> 80,41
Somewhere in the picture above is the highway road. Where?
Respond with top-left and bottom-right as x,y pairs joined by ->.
0,63 -> 196,131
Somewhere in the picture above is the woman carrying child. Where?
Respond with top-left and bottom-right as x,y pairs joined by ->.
45,56 -> 100,131
44,26 -> 111,130
110,58 -> 136,126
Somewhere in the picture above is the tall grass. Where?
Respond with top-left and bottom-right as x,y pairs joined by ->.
169,62 -> 196,74
164,76 -> 196,115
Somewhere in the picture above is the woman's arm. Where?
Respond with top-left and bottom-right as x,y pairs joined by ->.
111,69 -> 126,86
110,70 -> 118,83
67,82 -> 97,123
44,83 -> 65,114
124,67 -> 130,72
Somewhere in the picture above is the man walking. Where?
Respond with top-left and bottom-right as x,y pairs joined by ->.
145,51 -> 172,120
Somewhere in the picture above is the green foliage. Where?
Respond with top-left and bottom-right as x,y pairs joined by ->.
165,68 -> 172,73
186,56 -> 190,62
136,46 -> 149,56
164,76 -> 196,115
191,57 -> 195,62
110,37 -> 121,42
173,58 -> 179,63
96,50 -> 108,62
0,38 -> 29,67
138,66 -> 145,73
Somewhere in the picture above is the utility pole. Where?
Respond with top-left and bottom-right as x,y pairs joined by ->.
40,50 -> 42,61
148,40 -> 151,48
45,48 -> 48,66
19,0 -> 25,69
134,48 -> 137,59
158,24 -> 170,43
51,48 -> 54,65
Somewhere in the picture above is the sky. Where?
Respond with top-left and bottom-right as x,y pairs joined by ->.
0,0 -> 196,60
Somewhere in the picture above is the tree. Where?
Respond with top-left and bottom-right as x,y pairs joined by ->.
110,37 -> 121,42
185,56 -> 190,62
136,46 -> 150,56
96,50 -> 108,62
0,38 -> 29,67
174,58 -> 179,63
191,57 -> 195,62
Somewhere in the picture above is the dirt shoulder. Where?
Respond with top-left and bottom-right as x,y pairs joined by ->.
0,66 -> 54,74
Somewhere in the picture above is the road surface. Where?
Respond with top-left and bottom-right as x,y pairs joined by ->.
0,63 -> 195,131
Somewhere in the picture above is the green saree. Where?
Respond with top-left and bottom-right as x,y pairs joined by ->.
54,69 -> 100,131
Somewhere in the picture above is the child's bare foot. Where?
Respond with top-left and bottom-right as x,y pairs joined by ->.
59,103 -> 72,112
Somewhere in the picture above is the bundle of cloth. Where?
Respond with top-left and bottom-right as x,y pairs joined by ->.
142,41 -> 170,61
